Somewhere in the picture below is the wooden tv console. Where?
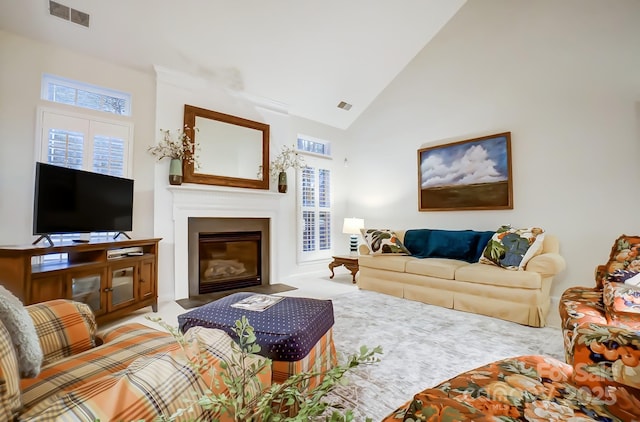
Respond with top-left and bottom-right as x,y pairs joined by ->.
0,237 -> 161,325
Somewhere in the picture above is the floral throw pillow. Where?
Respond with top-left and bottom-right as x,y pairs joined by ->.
479,225 -> 545,271
360,229 -> 410,255
603,281 -> 640,319
597,235 -> 640,289
607,269 -> 640,287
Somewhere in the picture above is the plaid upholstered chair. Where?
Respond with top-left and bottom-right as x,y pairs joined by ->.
0,298 -> 269,421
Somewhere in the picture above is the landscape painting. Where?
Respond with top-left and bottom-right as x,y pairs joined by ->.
418,132 -> 513,211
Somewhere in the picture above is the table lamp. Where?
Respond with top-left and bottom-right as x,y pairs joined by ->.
342,217 -> 364,254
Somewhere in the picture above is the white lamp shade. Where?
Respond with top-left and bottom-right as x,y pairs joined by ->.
342,217 -> 364,235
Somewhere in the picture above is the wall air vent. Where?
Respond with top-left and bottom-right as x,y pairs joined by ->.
337,101 -> 352,111
49,1 -> 90,28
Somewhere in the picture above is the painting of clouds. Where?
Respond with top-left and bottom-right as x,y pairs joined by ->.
418,132 -> 512,211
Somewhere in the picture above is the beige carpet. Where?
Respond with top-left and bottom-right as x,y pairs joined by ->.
325,289 -> 565,420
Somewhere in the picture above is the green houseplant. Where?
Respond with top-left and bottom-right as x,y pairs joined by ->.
151,316 -> 382,421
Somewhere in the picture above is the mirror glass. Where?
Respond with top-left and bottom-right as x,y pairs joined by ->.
183,105 -> 270,189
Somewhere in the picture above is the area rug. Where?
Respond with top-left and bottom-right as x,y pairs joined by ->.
326,289 -> 565,420
175,283 -> 297,309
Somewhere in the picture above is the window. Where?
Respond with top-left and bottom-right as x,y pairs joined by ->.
297,134 -> 331,157
42,73 -> 132,116
38,108 -> 132,177
297,136 -> 333,262
35,108 -> 133,248
35,75 -> 133,256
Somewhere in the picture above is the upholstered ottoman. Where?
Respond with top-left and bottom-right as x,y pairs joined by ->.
178,292 -> 337,387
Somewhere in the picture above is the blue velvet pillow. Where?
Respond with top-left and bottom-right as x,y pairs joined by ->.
473,231 -> 496,262
403,229 -> 431,258
404,229 -> 495,263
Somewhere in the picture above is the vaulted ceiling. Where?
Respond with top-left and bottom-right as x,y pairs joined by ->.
0,0 -> 466,129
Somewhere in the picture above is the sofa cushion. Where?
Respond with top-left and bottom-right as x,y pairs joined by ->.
358,254 -> 411,272
403,229 -> 495,263
27,299 -> 97,367
569,322 -> 640,408
0,321 -> 21,420
360,229 -> 410,255
0,285 -> 43,378
455,263 -> 543,289
405,258 -> 469,280
479,225 -> 545,270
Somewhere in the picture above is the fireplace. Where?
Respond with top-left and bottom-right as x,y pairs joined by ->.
198,231 -> 261,293
188,217 -> 270,297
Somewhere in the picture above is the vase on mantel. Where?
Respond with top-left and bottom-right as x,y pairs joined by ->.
169,158 -> 183,185
278,171 -> 287,193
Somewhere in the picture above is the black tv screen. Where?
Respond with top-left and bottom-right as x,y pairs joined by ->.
33,162 -> 134,235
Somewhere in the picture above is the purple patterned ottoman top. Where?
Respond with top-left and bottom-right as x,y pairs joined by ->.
177,292 -> 334,361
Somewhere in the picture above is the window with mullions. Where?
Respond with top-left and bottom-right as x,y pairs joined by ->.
297,134 -> 331,157
93,136 -> 125,176
36,74 -> 133,260
47,129 -> 84,169
42,74 -> 131,116
298,155 -> 332,262
38,108 -> 132,245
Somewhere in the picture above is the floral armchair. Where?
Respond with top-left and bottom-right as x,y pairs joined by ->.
558,234 -> 640,411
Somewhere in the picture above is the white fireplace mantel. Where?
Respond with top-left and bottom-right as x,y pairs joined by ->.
169,184 -> 282,299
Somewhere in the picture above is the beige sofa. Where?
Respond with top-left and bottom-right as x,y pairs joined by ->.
357,230 -> 566,327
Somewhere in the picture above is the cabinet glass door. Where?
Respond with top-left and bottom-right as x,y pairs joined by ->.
111,266 -> 134,307
71,273 -> 103,314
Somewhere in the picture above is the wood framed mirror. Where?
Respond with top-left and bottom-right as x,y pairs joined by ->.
183,104 -> 270,189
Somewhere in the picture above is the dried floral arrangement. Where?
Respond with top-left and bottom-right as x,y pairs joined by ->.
269,144 -> 306,179
148,126 -> 200,168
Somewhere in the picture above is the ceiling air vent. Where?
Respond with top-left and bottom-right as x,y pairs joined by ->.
49,1 -> 90,28
337,101 -> 352,111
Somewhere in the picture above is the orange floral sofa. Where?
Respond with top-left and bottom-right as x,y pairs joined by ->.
0,298 -> 269,421
381,235 -> 640,421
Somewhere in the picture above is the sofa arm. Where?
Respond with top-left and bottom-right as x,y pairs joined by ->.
571,322 -> 640,398
27,299 -> 97,366
525,252 -> 566,276
358,244 -> 370,255
594,264 -> 609,289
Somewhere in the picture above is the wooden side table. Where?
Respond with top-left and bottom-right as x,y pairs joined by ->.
328,255 -> 359,283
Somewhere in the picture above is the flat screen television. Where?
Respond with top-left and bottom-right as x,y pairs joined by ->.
33,162 -> 134,241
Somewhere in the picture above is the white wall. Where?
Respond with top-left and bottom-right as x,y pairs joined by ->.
345,0 -> 640,320
0,30 -> 157,244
